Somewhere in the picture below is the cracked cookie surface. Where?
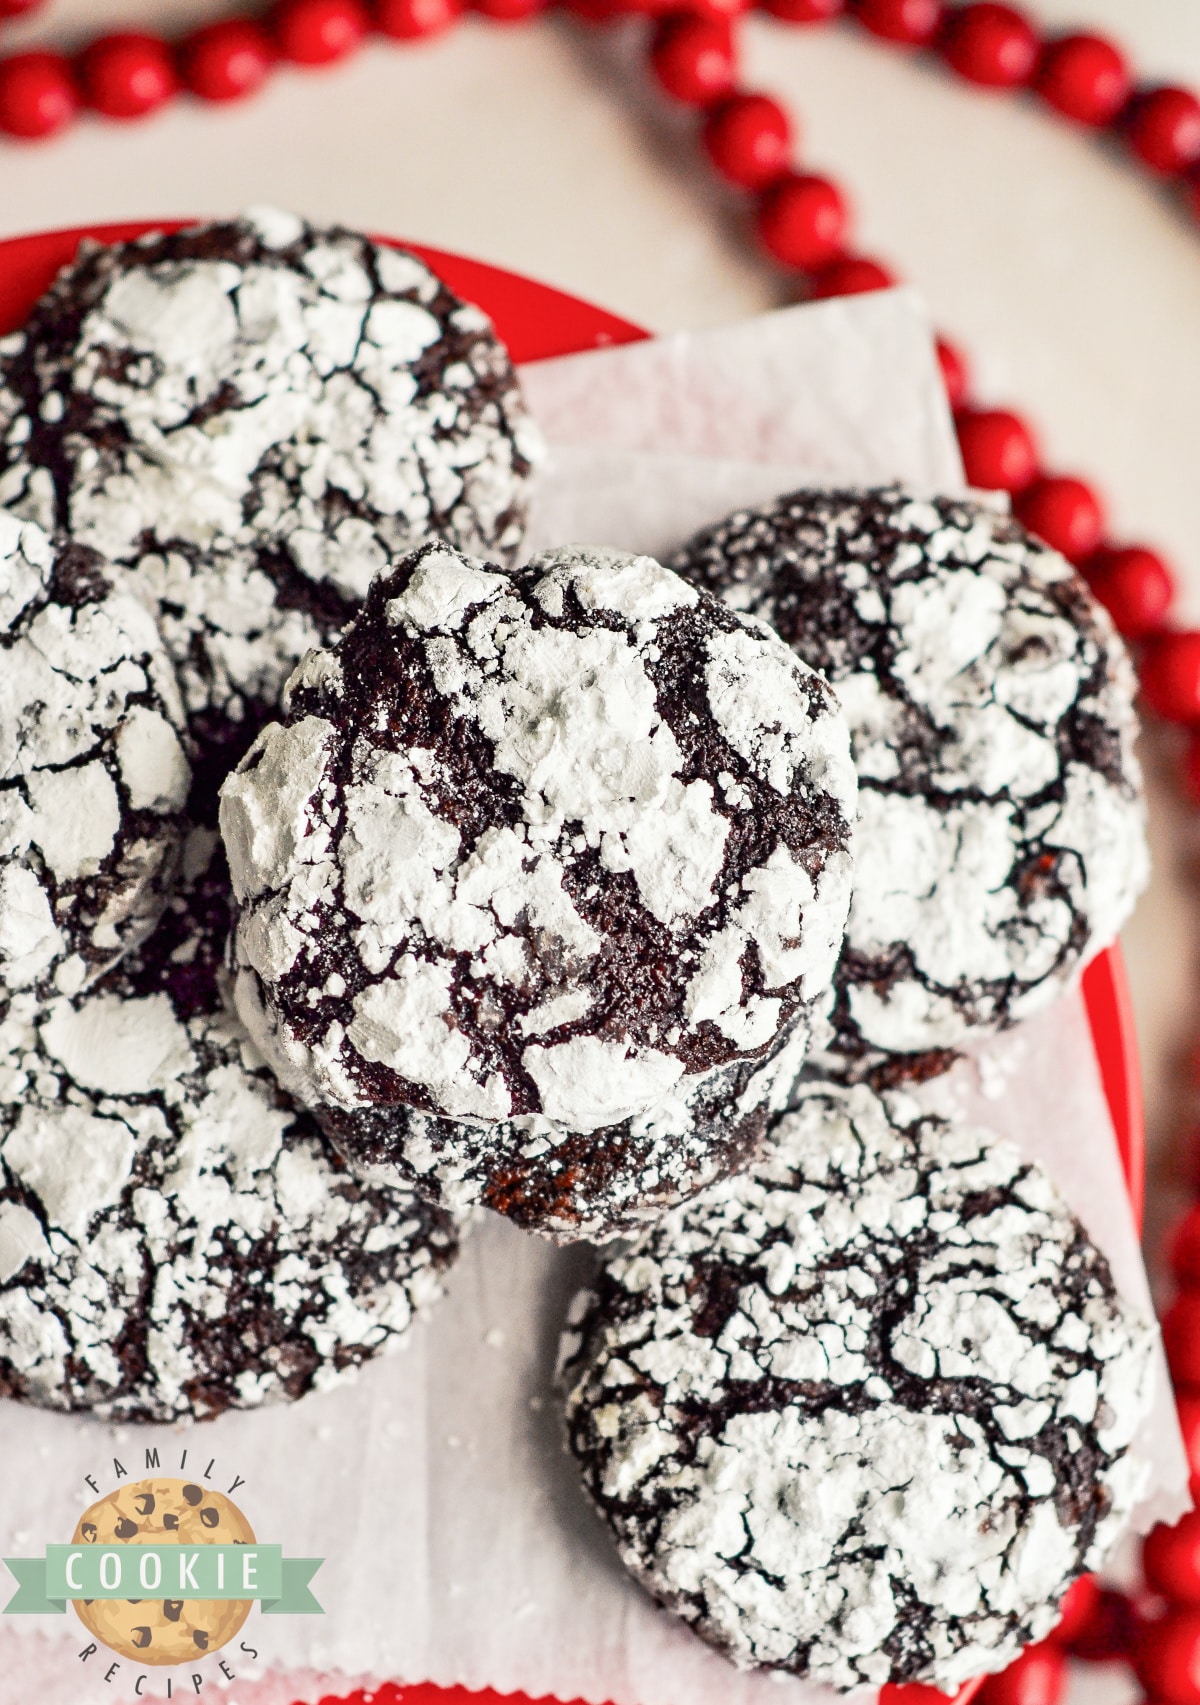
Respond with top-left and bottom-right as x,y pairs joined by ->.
319,1021 -> 809,1244
221,541 -> 857,1133
0,208 -> 540,812
0,512 -> 190,1004
0,828 -> 462,1422
559,1081 -> 1154,1692
672,487 -> 1148,1071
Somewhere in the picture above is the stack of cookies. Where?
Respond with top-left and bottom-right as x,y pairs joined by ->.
0,211 -> 1158,1694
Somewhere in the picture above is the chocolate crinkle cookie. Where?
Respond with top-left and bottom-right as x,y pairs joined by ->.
0,208 -> 541,804
560,1081 -> 1155,1693
318,1021 -> 809,1244
220,541 -> 857,1136
673,487 -> 1149,1072
0,828 -> 462,1423
0,511 -> 190,1004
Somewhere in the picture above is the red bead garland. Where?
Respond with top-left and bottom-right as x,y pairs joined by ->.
271,0 -> 369,63
938,3 -> 1039,90
374,0 -> 463,37
702,92 -> 791,187
1126,85 -> 1200,176
756,171 -> 848,269
0,49 -> 76,137
954,407 -> 1038,492
1013,474 -> 1104,564
1034,32 -> 1129,127
650,14 -> 736,105
178,19 -> 275,103
974,1642 -> 1065,1705
77,33 -> 177,120
851,0 -> 942,47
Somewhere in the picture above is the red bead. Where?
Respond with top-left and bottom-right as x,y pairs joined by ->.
77,33 -> 177,120
472,0 -> 550,19
1045,1574 -> 1099,1648
1127,86 -> 1200,176
686,0 -> 752,20
810,255 -> 895,297
1177,1391 -> 1200,1494
975,1643 -> 1066,1705
763,0 -> 843,20
374,0 -> 462,34
1141,633 -> 1200,725
940,4 -> 1040,90
1061,1586 -> 1136,1661
955,408 -> 1039,494
1173,1207 -> 1200,1286
1164,1289 -> 1200,1383
851,0 -> 942,46
1086,544 -> 1175,639
1014,475 -> 1104,564
179,21 -> 275,102
272,0 -> 367,62
0,51 -> 78,139
935,336 -> 969,411
1035,34 -> 1130,128
1134,1608 -> 1200,1704
649,15 -> 736,106
703,94 -> 791,188
756,173 -> 848,270
1146,1511 -> 1200,1605
0,0 -> 46,15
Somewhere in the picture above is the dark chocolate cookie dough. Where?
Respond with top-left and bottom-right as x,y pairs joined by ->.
673,487 -> 1148,1071
559,1081 -> 1154,1692
0,829 -> 462,1422
0,512 -> 190,1003
221,541 -> 857,1133
0,208 -> 540,804
317,1020 -> 809,1244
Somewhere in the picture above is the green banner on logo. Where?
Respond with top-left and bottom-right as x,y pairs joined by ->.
4,1547 -> 322,1615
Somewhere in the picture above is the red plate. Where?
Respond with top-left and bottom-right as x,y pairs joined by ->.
0,224 -> 1146,1705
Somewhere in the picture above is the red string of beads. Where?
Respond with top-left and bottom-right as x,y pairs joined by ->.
3,2 -> 1200,1700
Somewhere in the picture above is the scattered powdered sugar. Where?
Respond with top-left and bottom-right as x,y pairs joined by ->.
0,212 -> 541,800
560,1080 -> 1155,1692
320,1020 -> 811,1244
0,830 -> 462,1422
673,487 -> 1149,1070
221,541 -> 857,1134
0,512 -> 190,1003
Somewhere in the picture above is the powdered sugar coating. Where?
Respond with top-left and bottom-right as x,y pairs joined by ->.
319,1021 -> 809,1244
0,829 -> 461,1422
0,211 -> 540,810
0,512 -> 190,1003
221,541 -> 857,1132
673,487 -> 1149,1070
560,1081 -> 1154,1691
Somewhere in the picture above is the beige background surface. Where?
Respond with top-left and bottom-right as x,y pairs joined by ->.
0,4 -> 1195,1694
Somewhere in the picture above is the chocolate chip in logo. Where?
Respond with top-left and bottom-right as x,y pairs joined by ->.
163,1600 -> 182,1622
133,1492 -> 155,1516
193,1630 -> 209,1650
114,1517 -> 137,1539
131,1628 -> 151,1649
162,1513 -> 178,1530
199,1508 -> 219,1529
80,1522 -> 96,1543
182,1484 -> 203,1505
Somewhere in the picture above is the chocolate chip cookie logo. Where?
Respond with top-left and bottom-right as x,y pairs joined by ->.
4,1455 -> 322,1689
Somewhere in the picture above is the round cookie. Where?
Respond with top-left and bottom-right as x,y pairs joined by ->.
560,1081 -> 1154,1693
1,208 -> 541,803
0,830 -> 462,1422
73,1478 -> 254,1665
318,1019 -> 809,1243
220,540 -> 857,1133
0,511 -> 190,1003
672,487 -> 1148,1070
